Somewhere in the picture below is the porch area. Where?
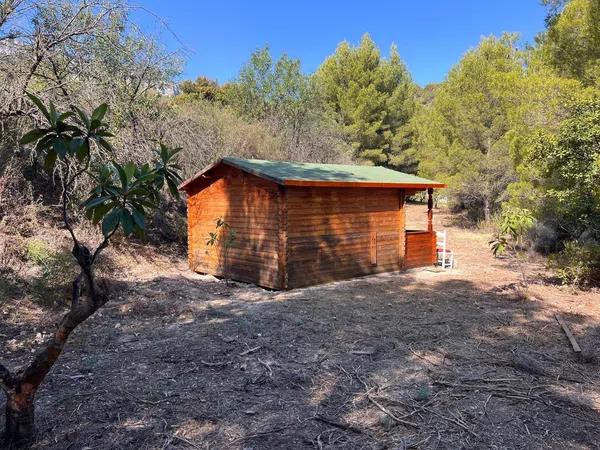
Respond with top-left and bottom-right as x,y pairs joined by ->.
404,188 -> 437,269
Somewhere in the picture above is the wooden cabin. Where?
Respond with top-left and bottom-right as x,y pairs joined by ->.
178,157 -> 445,289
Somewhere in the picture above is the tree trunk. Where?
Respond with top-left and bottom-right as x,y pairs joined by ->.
4,390 -> 36,449
483,198 -> 492,222
0,245 -> 110,448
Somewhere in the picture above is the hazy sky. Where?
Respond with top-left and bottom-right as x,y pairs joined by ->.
133,1 -> 548,86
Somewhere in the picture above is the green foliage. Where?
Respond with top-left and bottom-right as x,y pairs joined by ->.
548,241 -> 600,286
528,94 -> 600,242
20,94 -> 113,170
314,34 -> 416,167
179,76 -> 220,101
222,46 -> 316,126
25,239 -> 53,267
207,218 -> 237,249
21,94 -> 183,239
25,239 -> 77,306
413,35 -> 522,220
539,0 -> 600,85
490,206 -> 535,285
490,207 -> 535,256
206,218 -> 237,286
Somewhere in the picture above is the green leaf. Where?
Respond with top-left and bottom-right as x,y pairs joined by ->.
96,136 -> 113,152
113,163 -> 128,189
26,93 -> 51,123
73,106 -> 91,129
91,202 -> 115,225
91,103 -> 108,122
131,208 -> 146,230
44,149 -> 58,171
75,139 -> 89,162
48,102 -> 58,127
84,195 -> 112,210
123,162 -> 136,184
53,138 -> 68,158
166,177 -> 180,199
102,208 -> 121,237
20,128 -> 48,145
57,111 -> 74,123
120,209 -> 134,236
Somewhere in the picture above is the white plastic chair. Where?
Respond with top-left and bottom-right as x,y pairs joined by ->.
436,230 -> 454,269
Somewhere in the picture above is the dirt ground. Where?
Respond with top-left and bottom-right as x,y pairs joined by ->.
1,204 -> 600,449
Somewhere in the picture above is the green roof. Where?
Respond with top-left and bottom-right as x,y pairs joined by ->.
179,157 -> 445,190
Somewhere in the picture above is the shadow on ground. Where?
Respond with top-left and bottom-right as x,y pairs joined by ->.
1,269 -> 599,449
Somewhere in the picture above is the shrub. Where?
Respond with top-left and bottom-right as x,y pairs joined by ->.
489,207 -> 535,285
548,241 -> 600,287
528,222 -> 561,254
26,239 -> 78,306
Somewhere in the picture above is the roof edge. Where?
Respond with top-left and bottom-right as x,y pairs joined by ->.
282,179 -> 446,189
178,158 -> 288,191
178,157 -> 446,191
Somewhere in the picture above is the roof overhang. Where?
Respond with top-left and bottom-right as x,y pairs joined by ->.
178,158 -> 446,192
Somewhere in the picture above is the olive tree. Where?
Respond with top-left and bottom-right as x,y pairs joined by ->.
0,93 -> 182,448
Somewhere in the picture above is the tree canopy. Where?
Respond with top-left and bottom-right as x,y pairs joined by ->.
314,34 -> 416,168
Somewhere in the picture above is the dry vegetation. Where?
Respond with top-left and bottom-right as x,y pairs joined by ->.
1,205 -> 599,449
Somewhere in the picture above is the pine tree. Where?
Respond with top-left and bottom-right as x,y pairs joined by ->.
314,34 -> 415,167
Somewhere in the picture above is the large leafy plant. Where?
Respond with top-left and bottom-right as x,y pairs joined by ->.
490,206 -> 535,285
0,93 -> 183,448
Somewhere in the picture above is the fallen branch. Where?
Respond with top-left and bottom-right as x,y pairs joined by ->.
408,346 -> 441,366
555,313 -> 581,353
119,388 -> 166,405
230,425 -> 289,443
313,414 -> 365,434
239,346 -> 262,356
420,404 -> 479,438
366,394 -> 419,429
200,359 -> 232,367
163,433 -> 203,450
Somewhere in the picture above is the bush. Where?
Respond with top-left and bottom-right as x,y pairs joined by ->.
26,239 -> 78,306
528,222 -> 561,254
548,241 -> 600,287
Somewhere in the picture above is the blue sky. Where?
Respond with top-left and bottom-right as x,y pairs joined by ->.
133,1 -> 548,86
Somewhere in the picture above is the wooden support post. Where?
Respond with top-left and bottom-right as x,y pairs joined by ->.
427,188 -> 433,233
398,190 -> 405,268
427,188 -> 435,265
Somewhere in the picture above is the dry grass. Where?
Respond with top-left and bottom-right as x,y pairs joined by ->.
0,205 -> 599,449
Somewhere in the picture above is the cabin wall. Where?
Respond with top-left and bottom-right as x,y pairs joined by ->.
186,166 -> 282,289
285,187 -> 405,289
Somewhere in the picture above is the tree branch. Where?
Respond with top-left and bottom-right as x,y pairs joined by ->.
91,227 -> 117,264
61,164 -> 80,248
19,267 -> 109,391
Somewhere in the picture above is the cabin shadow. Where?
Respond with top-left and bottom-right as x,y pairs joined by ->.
15,271 -> 600,449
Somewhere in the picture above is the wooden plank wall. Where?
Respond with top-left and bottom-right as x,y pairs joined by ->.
186,166 -> 282,289
405,231 -> 436,268
285,187 -> 404,289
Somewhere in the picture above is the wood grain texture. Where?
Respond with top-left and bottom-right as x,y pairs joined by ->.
286,187 -> 403,289
186,165 -> 282,289
405,231 -> 436,268
185,165 -> 436,289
